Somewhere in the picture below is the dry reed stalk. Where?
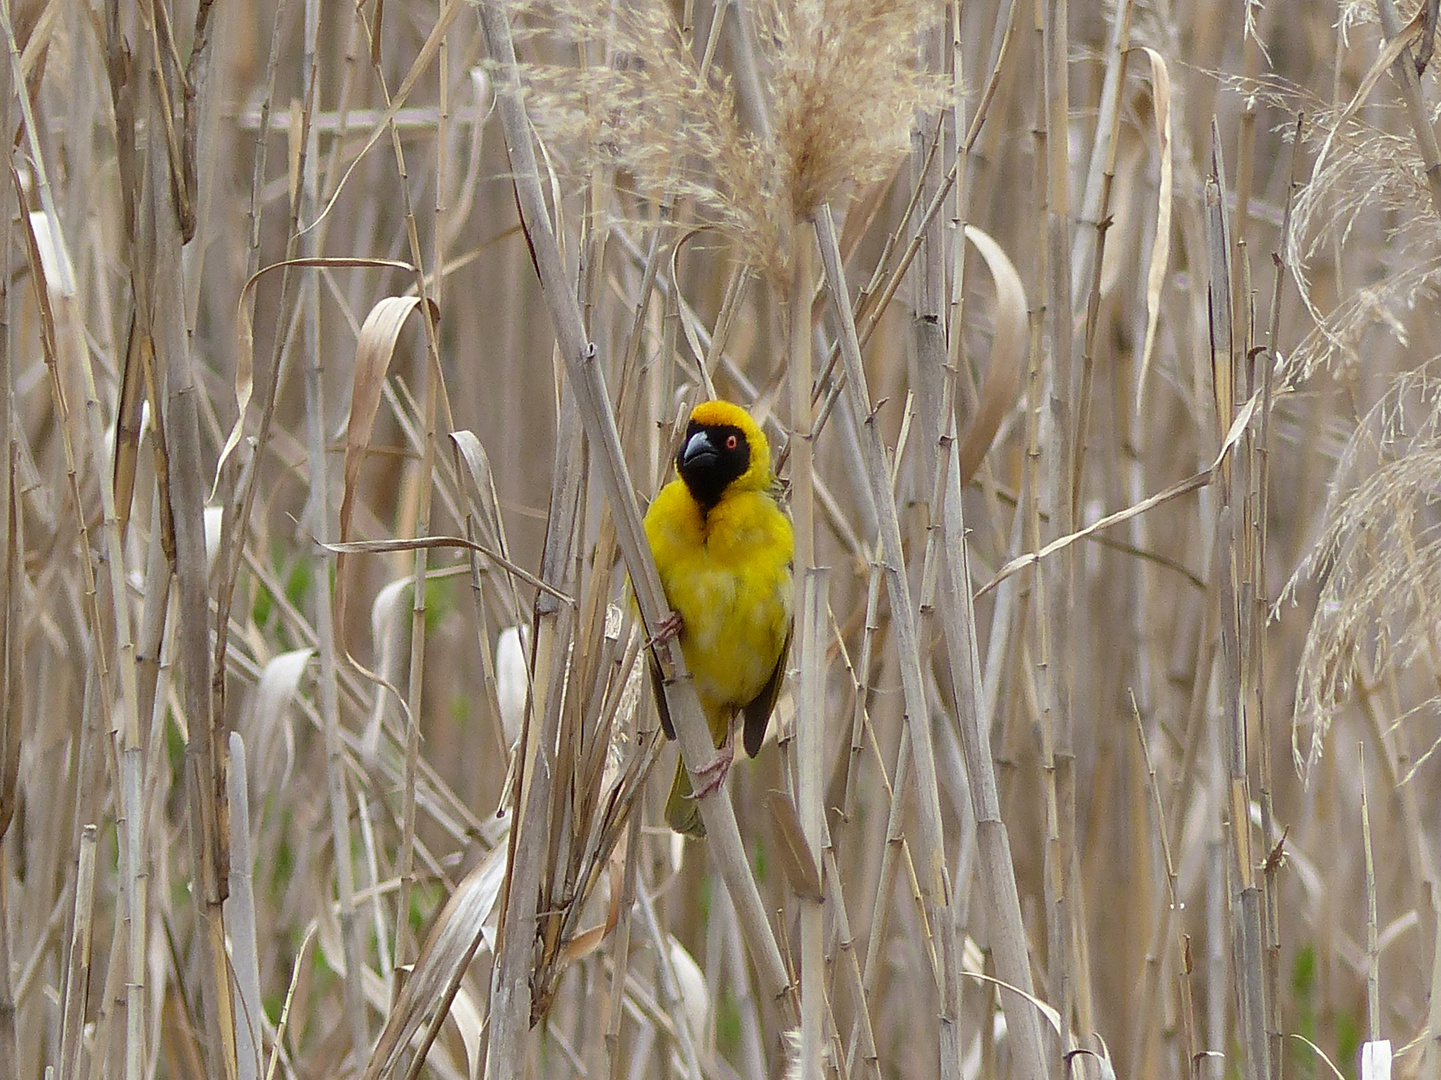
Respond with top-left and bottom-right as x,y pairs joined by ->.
291,0 -> 372,1059
482,387 -> 580,1076
11,0 -> 1441,1073
58,823 -> 97,1080
1424,896 -> 1441,1080
96,18 -> 240,1071
796,568 -> 827,1080
0,845 -> 11,1079
354,10 -> 458,997
815,205 -> 1048,1078
1207,127 -> 1270,1080
25,0 -> 187,1067
477,2 -> 797,1065
227,735 -> 264,1080
398,296 -> 440,996
1252,114 -> 1303,1080
907,23 -> 965,1072
1129,693 -> 1196,1074
1035,0 -> 1083,1064
1072,23 -> 1129,524
1376,0 -> 1441,215
23,161 -> 152,1080
931,222 -> 1045,1070
0,7 -> 15,1072
600,810 -> 642,1080
1361,746 -> 1379,1041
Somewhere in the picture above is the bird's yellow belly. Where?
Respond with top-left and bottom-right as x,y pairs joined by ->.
673,558 -> 790,715
644,481 -> 793,741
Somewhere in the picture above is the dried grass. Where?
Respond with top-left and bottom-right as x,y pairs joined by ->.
7,0 -> 1441,1078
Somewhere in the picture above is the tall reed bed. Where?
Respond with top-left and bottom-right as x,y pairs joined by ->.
5,0 -> 1441,1077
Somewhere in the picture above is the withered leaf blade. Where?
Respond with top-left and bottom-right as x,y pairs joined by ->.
360,836 -> 508,1080
957,225 -> 1027,487
766,790 -> 823,901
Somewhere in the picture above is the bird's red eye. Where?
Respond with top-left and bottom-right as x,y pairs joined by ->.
726,434 -> 739,450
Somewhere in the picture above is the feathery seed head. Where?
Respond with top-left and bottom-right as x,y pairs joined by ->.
519,0 -> 941,282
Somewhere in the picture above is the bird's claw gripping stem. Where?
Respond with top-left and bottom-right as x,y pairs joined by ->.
691,741 -> 734,800
649,609 -> 685,648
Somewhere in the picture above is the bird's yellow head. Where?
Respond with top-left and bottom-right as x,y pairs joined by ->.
675,400 -> 773,510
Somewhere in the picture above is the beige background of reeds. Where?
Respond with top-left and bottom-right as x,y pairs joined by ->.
5,0 -> 1441,1077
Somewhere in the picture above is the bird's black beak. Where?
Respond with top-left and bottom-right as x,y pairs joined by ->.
679,429 -> 720,471
676,422 -> 749,510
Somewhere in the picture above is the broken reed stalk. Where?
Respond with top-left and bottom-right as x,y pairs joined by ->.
475,6 -> 797,1071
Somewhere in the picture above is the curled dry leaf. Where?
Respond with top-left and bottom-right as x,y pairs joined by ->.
957,224 -> 1026,486
450,429 -> 531,624
1132,46 -> 1173,413
214,257 -> 416,504
244,648 -> 313,800
495,624 -> 530,748
667,936 -> 709,1046
332,295 -> 440,684
340,296 -> 440,549
447,984 -> 485,1080
362,577 -> 414,767
558,837 -> 625,964
203,505 -> 224,575
765,789 -> 823,901
27,210 -> 74,297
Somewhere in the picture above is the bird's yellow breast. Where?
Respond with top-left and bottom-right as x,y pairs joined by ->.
643,479 -> 793,730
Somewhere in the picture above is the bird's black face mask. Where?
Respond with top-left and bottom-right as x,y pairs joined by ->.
677,422 -> 750,511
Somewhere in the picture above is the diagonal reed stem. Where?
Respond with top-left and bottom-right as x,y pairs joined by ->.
476,6 -> 797,1070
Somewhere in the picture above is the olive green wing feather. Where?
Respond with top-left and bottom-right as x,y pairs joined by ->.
741,627 -> 791,759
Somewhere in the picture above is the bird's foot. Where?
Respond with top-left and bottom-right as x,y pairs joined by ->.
691,742 -> 734,800
648,610 -> 685,648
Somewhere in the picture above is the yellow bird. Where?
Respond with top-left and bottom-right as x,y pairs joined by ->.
643,400 -> 794,836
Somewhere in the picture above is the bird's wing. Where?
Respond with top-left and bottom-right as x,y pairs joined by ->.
741,626 -> 791,758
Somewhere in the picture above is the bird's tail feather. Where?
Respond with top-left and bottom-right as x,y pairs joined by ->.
665,759 -> 706,837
